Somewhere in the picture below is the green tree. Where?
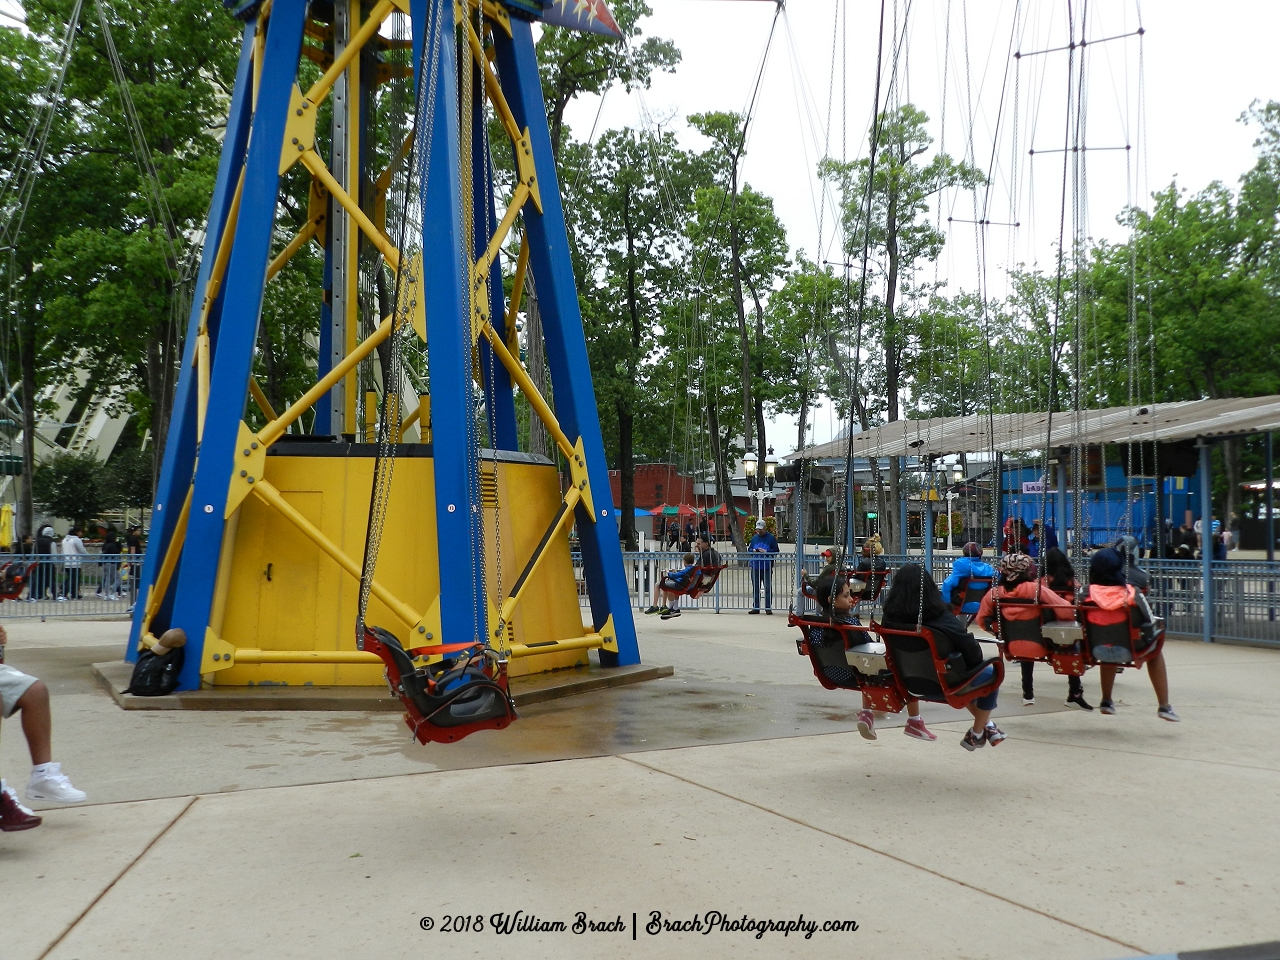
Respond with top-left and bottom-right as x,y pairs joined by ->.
537,0 -> 680,161
822,104 -> 984,551
32,450 -> 106,525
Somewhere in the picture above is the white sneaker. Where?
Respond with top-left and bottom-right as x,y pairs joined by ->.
27,763 -> 87,804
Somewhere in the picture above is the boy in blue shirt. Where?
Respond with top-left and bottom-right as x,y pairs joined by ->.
940,543 -> 996,615
645,553 -> 697,619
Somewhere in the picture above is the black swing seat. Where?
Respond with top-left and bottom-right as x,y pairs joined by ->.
851,567 -> 889,603
0,561 -> 33,601
1077,601 -> 1165,669
362,626 -> 517,744
871,622 -> 1004,710
789,611 -> 906,713
993,600 -> 1088,677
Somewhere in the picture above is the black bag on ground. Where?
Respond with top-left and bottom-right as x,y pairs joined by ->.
123,647 -> 184,697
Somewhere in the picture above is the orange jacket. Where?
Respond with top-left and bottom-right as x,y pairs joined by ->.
977,579 -> 1074,632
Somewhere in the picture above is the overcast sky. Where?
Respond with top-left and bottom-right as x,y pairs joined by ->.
563,0 -> 1280,456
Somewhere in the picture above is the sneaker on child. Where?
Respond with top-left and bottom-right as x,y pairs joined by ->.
856,709 -> 876,741
27,762 -> 87,804
1,780 -> 42,831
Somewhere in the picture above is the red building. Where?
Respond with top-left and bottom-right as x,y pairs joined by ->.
608,463 -> 695,510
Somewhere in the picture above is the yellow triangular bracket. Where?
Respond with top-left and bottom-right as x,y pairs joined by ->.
200,628 -> 238,674
596,614 -> 619,654
225,421 -> 268,519
568,437 -> 594,523
279,84 -> 319,175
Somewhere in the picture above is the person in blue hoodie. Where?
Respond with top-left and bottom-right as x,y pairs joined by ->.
940,542 -> 997,615
747,519 -> 780,614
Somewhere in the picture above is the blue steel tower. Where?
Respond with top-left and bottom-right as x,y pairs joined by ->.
128,0 -> 640,696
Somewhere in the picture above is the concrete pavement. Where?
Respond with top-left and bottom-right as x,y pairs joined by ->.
3,611 -> 1279,959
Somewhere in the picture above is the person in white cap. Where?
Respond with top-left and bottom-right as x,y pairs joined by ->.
747,519 -> 780,614
0,624 -> 87,824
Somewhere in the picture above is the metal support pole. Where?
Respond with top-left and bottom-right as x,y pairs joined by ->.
898,457 -> 908,557
1199,441 -> 1213,644
1265,431 -> 1274,621
1056,459 -> 1068,553
993,452 -> 1004,557
794,460 -> 807,607
844,457 -> 856,556
923,470 -> 934,578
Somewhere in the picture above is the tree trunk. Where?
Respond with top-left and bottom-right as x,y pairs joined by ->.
618,186 -> 639,550
706,394 -> 743,550
728,166 -> 753,456
747,277 -> 767,459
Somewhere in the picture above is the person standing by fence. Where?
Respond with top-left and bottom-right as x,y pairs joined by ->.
60,527 -> 88,601
748,520 -> 779,615
98,529 -> 122,599
33,526 -> 56,602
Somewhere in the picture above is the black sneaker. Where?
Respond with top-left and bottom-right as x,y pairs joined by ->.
1099,700 -> 1116,715
1066,692 -> 1094,711
765,610 -> 773,615
660,609 -> 681,620
961,728 -> 986,751
748,609 -> 760,615
644,605 -> 666,616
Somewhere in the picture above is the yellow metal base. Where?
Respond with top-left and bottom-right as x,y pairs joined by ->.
211,443 -> 587,685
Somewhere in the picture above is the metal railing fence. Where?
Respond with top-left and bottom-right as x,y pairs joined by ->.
0,553 -> 143,619
603,550 -> 1280,646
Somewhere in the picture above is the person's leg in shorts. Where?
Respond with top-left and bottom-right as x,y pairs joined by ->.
0,660 -> 87,803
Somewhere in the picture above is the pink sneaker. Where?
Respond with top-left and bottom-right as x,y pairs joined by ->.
903,717 -> 937,741
856,709 -> 877,740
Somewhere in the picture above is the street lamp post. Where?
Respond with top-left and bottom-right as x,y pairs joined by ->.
743,447 -> 777,528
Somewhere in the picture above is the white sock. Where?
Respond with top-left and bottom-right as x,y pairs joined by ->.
985,721 -> 997,729
32,762 -> 55,776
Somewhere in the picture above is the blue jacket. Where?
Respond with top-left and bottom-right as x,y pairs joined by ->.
747,531 -> 779,570
940,557 -> 996,611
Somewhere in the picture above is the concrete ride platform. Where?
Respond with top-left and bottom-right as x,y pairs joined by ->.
89,658 -> 673,711
3,613 -> 1280,960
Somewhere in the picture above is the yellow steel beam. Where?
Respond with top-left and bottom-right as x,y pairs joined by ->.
226,649 -> 383,664
198,169 -> 246,335
508,633 -> 604,659
300,150 -> 401,270
142,486 -> 193,631
196,333 -> 211,440
266,219 -> 319,281
479,322 -> 574,461
258,315 -> 394,446
249,378 -> 278,422
304,0 -> 395,107
498,485 -> 580,626
505,234 -> 529,354
474,182 -> 528,290
465,20 -> 519,144
248,478 -> 428,635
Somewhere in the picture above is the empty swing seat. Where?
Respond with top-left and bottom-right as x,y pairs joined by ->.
1078,602 -> 1165,669
362,626 -> 517,744
871,622 -> 1004,710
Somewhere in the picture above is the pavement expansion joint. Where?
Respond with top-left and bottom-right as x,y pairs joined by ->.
33,796 -> 199,960
617,753 -> 1150,956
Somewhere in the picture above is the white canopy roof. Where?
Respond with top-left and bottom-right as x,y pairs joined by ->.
785,396 -> 1280,462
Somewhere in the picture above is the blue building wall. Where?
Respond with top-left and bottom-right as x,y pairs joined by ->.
1000,465 -> 1203,549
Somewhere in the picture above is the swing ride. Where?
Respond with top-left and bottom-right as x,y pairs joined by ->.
121,0 -> 640,742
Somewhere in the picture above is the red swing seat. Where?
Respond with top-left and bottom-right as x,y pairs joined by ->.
663,564 -> 727,601
1077,600 -> 1165,670
992,599 -> 1087,677
361,626 -> 517,744
870,621 -> 1005,711
788,611 -> 906,713
0,561 -> 34,602
851,567 -> 889,603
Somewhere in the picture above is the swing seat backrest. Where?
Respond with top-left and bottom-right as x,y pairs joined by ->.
1078,602 -> 1139,665
683,564 -> 727,600
789,613 -> 906,709
852,568 -> 888,602
995,600 -> 1052,662
952,576 -> 993,615
362,626 -> 516,744
872,622 -> 1004,710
